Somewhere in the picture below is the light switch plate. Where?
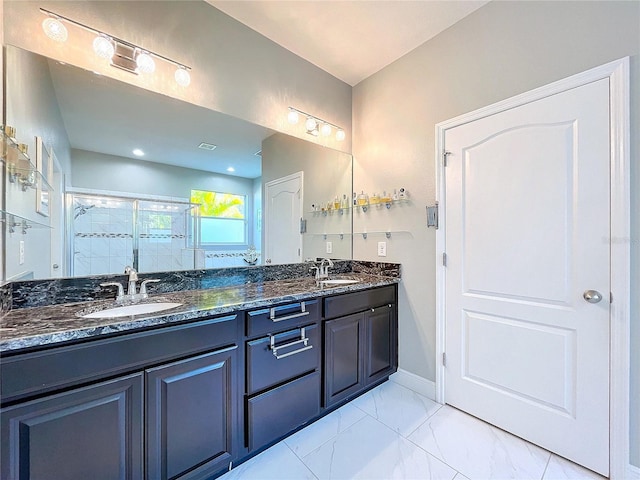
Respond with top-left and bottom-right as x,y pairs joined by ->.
326,241 -> 333,254
377,241 -> 387,257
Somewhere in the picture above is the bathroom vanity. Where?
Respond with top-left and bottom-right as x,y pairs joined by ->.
0,265 -> 399,480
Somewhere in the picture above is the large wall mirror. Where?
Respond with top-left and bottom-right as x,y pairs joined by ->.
2,45 -> 353,281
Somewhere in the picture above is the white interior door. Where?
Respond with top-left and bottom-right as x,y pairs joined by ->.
264,172 -> 303,265
443,79 -> 610,475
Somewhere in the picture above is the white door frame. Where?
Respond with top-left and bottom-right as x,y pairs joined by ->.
435,58 -> 630,478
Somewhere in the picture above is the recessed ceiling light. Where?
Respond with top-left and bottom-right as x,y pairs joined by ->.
132,148 -> 144,156
198,142 -> 217,151
226,167 -> 235,172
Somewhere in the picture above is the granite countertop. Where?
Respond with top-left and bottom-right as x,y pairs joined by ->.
0,274 -> 399,353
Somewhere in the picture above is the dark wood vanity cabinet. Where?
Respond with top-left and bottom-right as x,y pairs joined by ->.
0,374 -> 144,480
323,285 -> 398,408
244,300 -> 321,452
146,346 -> 238,480
0,314 -> 242,480
0,283 -> 399,479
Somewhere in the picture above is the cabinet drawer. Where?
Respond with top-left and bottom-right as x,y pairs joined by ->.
0,314 -> 239,405
324,285 -> 396,319
246,299 -> 320,337
246,323 -> 319,395
247,371 -> 320,451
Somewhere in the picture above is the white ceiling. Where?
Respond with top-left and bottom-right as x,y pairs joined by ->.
48,60 -> 272,179
208,0 -> 490,86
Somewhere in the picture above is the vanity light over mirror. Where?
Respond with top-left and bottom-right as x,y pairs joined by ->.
2,45 -> 353,281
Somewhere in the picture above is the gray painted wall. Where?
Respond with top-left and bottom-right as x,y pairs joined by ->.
352,0 -> 639,467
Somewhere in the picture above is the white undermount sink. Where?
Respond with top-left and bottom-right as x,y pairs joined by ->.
80,302 -> 183,319
320,279 -> 360,286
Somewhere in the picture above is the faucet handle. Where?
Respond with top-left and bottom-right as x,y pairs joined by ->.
124,266 -> 138,280
100,282 -> 125,300
140,279 -> 160,295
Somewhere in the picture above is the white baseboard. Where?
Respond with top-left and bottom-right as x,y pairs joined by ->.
390,369 -> 437,401
627,463 -> 640,480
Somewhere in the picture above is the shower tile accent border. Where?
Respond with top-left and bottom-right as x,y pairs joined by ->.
5,260 -> 401,310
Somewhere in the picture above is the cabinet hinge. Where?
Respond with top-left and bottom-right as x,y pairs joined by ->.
426,203 -> 439,229
442,253 -> 447,267
443,150 -> 452,166
442,352 -> 447,367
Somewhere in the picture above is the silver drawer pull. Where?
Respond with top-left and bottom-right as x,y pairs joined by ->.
270,327 -> 313,360
269,301 -> 309,322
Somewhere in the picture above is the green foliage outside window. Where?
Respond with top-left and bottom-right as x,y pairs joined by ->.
190,190 -> 245,219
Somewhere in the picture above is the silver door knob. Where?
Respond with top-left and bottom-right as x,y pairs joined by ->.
583,290 -> 603,304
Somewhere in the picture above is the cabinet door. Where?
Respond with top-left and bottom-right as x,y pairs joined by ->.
365,304 -> 397,385
146,346 -> 238,480
324,313 -> 365,407
0,374 -> 143,480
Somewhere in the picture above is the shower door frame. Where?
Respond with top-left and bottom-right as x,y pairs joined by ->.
66,191 -> 199,277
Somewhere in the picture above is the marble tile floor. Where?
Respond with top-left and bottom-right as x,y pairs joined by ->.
219,381 -> 605,480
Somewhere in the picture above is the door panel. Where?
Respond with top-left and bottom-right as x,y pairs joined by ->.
146,347 -> 237,480
1,374 -> 143,480
444,78 -> 610,475
264,172 -> 303,265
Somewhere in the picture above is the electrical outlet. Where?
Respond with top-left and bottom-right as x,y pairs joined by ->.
377,241 -> 387,257
326,241 -> 333,254
19,240 -> 25,265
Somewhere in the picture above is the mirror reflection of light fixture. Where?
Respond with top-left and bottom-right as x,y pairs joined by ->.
287,107 -> 345,141
40,8 -> 191,87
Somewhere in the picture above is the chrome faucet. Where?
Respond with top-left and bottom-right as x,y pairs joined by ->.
319,258 -> 334,280
100,267 -> 160,303
124,266 -> 138,296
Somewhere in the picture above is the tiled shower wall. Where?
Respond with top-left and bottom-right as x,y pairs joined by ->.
72,197 -> 134,276
71,195 -> 197,276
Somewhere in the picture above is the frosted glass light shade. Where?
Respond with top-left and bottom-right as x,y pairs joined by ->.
175,67 -> 191,87
336,129 -> 346,141
305,117 -> 318,131
42,18 -> 68,43
287,110 -> 300,124
321,123 -> 332,136
93,35 -> 115,60
136,52 -> 155,73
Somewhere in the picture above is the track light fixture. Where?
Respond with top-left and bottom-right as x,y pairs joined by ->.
40,8 -> 191,87
287,107 -> 345,141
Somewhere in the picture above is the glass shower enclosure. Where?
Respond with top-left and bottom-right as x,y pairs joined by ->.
68,193 -> 200,276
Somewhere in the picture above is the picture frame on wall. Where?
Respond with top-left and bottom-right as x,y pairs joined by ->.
35,136 -> 52,217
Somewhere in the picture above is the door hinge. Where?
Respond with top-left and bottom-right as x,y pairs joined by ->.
442,252 -> 447,266
443,150 -> 452,166
610,292 -> 613,304
426,203 -> 439,229
299,217 -> 307,234
442,352 -> 447,367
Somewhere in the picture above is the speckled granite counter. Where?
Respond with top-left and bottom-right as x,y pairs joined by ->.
0,273 -> 399,353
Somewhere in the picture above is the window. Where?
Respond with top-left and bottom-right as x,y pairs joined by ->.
190,190 -> 247,246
